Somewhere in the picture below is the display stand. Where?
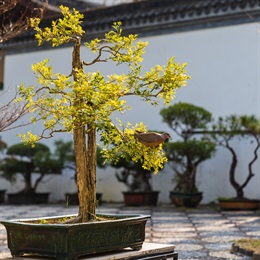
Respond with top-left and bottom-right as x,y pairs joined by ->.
2,243 -> 177,260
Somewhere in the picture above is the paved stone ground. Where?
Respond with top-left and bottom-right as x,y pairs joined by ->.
0,203 -> 259,259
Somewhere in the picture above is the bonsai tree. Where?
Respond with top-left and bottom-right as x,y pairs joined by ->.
53,140 -> 76,174
97,146 -> 159,206
112,157 -> 153,192
0,142 -> 62,194
160,102 -> 216,193
17,6 -> 189,222
113,158 -> 159,206
212,115 -> 260,200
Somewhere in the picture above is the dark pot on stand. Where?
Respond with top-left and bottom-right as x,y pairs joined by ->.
0,190 -> 6,203
218,198 -> 260,210
65,192 -> 102,205
7,192 -> 49,204
123,191 -> 159,206
170,191 -> 203,208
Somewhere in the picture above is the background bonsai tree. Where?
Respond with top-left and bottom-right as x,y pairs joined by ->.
97,147 -> 159,206
104,128 -> 165,193
160,102 -> 216,193
53,140 -> 75,175
17,6 -> 189,222
113,158 -> 160,206
212,114 -> 260,200
111,157 -> 153,192
0,142 -> 62,194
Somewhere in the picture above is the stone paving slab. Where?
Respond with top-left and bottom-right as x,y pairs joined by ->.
0,204 -> 259,260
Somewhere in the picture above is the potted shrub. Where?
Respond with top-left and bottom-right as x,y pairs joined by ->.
160,102 -> 216,207
0,142 -> 62,204
213,115 -> 260,210
110,156 -> 160,206
0,6 -> 189,259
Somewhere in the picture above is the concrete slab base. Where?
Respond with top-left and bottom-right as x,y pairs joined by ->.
0,243 -> 177,260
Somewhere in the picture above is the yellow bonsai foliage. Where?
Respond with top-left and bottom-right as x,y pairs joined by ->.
18,6 -> 189,173
17,6 -> 189,221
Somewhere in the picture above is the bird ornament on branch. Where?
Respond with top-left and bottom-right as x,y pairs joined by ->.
134,131 -> 171,147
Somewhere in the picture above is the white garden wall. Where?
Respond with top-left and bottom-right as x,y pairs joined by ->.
0,21 -> 259,203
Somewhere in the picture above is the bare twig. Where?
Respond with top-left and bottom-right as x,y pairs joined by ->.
0,90 -> 30,132
0,0 -> 48,43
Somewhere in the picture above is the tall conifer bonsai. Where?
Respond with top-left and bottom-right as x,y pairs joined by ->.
160,102 -> 216,194
17,6 -> 189,222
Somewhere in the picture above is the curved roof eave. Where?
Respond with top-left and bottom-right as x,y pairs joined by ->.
1,0 -> 260,54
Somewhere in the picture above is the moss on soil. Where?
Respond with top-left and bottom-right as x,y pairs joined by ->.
234,238 -> 260,254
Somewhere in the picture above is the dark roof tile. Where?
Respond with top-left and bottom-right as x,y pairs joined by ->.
2,0 -> 260,52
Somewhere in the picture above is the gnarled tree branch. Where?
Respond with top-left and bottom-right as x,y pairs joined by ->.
0,0 -> 47,43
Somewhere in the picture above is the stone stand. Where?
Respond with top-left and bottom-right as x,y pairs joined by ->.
3,243 -> 177,260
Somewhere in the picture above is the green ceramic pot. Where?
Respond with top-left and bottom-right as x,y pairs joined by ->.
1,213 -> 150,260
170,191 -> 203,208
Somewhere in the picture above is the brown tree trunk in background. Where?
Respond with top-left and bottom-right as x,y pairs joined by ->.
23,171 -> 33,193
227,145 -> 242,199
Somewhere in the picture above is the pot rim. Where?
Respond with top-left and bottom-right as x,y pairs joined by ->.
0,213 -> 151,227
218,198 -> 260,203
7,192 -> 50,195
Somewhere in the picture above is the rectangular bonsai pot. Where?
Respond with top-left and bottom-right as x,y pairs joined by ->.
1,213 -> 150,260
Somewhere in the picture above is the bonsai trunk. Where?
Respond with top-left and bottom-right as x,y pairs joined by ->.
237,134 -> 259,198
187,160 -> 196,192
227,144 -> 244,199
72,37 -> 96,222
73,125 -> 96,222
86,126 -> 97,212
22,172 -> 34,194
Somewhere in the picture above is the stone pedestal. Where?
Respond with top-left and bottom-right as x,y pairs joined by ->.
87,243 -> 177,260
2,243 -> 177,260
